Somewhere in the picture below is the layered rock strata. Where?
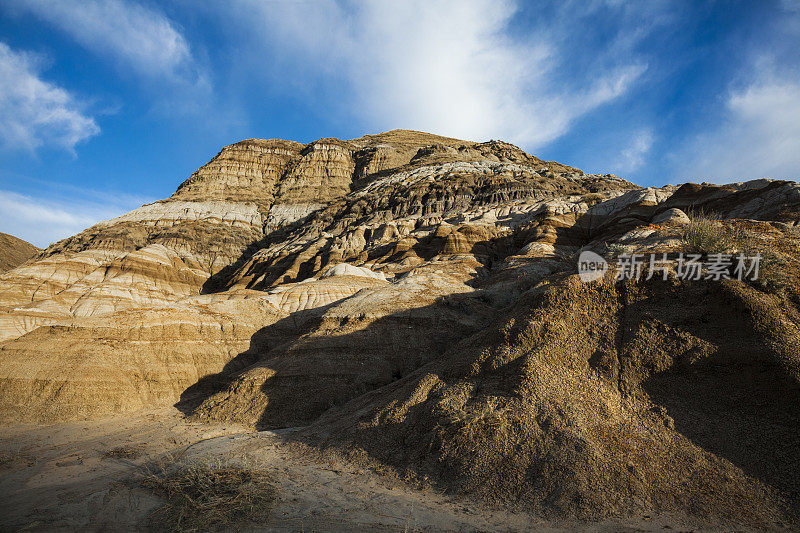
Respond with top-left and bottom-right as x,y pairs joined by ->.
1,130 -> 799,525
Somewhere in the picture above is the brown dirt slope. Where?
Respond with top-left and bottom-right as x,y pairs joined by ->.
304,274 -> 800,526
0,232 -> 38,272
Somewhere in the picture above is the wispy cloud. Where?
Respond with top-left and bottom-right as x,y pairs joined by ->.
12,0 -> 197,81
0,188 -> 151,247
683,79 -> 800,183
9,0 -> 210,111
230,0 -> 647,148
678,3 -> 800,184
612,128 -> 654,174
0,42 -> 99,152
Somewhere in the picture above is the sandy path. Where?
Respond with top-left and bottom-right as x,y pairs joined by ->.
0,409 -> 715,531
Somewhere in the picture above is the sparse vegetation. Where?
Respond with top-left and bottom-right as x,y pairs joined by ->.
681,212 -> 732,254
752,257 -> 791,295
605,242 -> 635,260
101,445 -> 145,460
141,457 -> 276,532
448,396 -> 524,454
0,446 -> 30,470
0,451 -> 14,469
684,217 -> 795,296
715,221 -> 793,296
740,243 -> 791,295
582,192 -> 606,205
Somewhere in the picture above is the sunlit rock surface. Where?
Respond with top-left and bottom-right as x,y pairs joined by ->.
1,130 -> 799,525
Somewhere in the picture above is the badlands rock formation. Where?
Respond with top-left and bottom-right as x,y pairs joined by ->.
0,233 -> 38,272
1,130 -> 799,525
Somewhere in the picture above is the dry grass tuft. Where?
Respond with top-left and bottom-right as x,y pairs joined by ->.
582,192 -> 606,205
448,396 -> 524,454
681,212 -> 732,254
720,220 -> 795,296
101,444 -> 145,460
679,214 -> 795,295
141,457 -> 276,532
0,450 -> 14,469
605,242 -> 635,260
0,446 -> 31,470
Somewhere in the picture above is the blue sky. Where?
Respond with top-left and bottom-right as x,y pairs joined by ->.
0,0 -> 799,247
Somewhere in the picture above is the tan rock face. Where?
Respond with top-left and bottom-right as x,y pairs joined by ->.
0,233 -> 39,272
1,129 -> 800,524
0,292 -> 288,422
173,138 -> 304,207
0,244 -> 208,342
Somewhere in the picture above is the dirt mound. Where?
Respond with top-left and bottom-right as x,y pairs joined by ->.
308,275 -> 800,525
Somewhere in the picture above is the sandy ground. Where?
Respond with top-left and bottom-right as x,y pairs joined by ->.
0,409 -> 741,532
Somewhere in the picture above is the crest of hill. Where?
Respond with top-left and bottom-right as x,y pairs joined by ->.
350,129 -> 581,174
171,129 -> 585,207
0,233 -> 39,272
350,128 -> 470,148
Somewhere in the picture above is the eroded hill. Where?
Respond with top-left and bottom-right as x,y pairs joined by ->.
1,129 -> 799,526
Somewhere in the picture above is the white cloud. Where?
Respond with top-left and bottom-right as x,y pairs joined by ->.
676,1 -> 800,184
233,0 -> 646,148
612,128 -> 654,174
0,42 -> 99,152
11,0 -> 197,83
728,81 -> 800,169
679,79 -> 800,183
0,189 -> 151,247
681,79 -> 800,184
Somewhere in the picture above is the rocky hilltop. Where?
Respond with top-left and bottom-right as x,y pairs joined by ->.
1,130 -> 799,526
0,233 -> 38,272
